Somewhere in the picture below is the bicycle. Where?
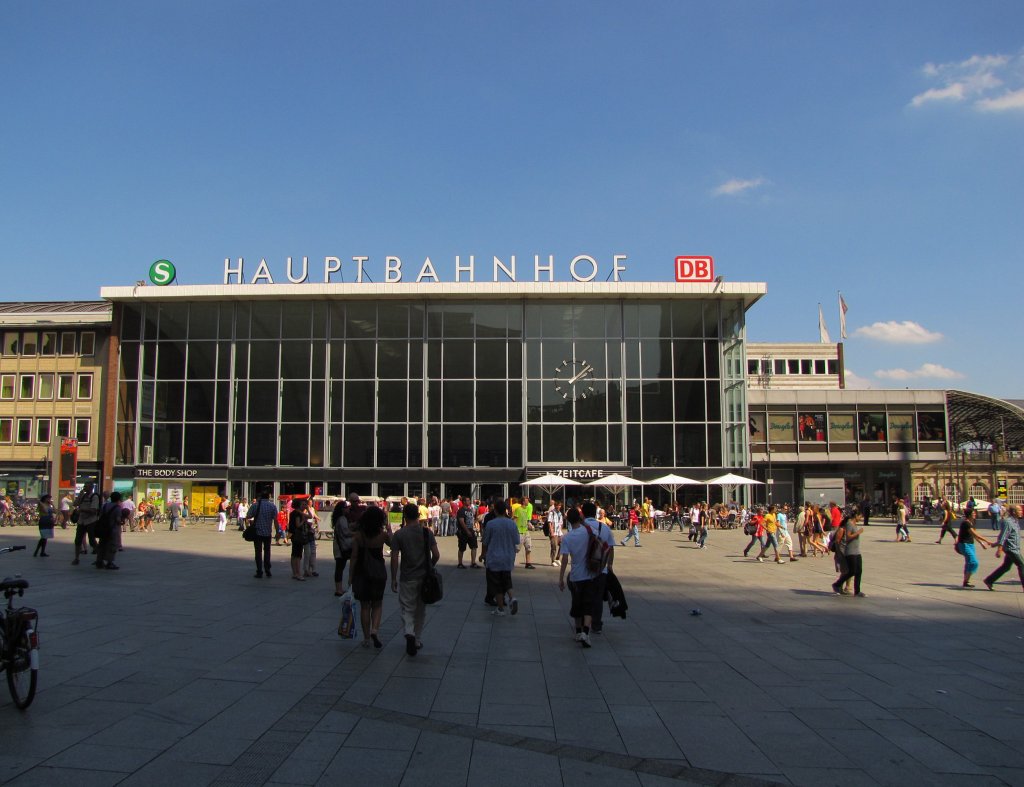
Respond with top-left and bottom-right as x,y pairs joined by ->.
0,545 -> 39,709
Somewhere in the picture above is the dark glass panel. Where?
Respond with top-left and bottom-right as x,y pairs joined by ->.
508,340 -> 522,377
704,341 -> 720,379
247,424 -> 277,466
543,425 -> 573,462
707,425 -> 723,467
329,342 -> 344,378
409,346 -> 423,378
158,305 -> 188,340
508,303 -> 523,338
673,340 -> 704,378
121,305 -> 143,341
507,426 -> 522,467
281,306 -> 311,339
234,383 -> 248,420
116,423 -> 135,465
641,339 -> 672,379
214,424 -> 227,465
378,381 -> 407,422
443,424 -> 474,466
672,302 -> 702,338
475,304 -> 507,338
408,381 -> 422,421
540,304 -> 573,339
427,306 -> 444,338
183,423 -> 213,465
508,381 -> 522,421
280,341 -> 311,379
185,381 -> 215,421
625,343 -> 640,378
427,381 -> 441,421
328,303 -> 345,339
642,423 -> 673,468
346,341 -> 375,378
526,380 -> 543,423
606,381 -> 622,421
280,424 -> 309,466
526,424 -> 542,462
703,302 -> 720,338
674,381 -> 705,421
622,304 -> 639,339
377,340 -> 408,379
642,382 -> 673,421
189,304 -> 219,339
444,340 -> 473,378
705,382 -> 721,421
407,424 -> 422,467
675,424 -> 706,466
217,341 -> 232,378
154,422 -> 183,463
476,381 -> 506,422
250,303 -> 281,340
233,423 -> 246,466
309,381 -> 325,422
426,424 -> 441,466
475,340 -> 506,379
378,304 -> 409,338
443,306 -> 475,338
608,423 -> 623,462
280,381 -> 310,422
144,306 -> 160,341
120,342 -> 139,380
573,304 -> 605,338
626,382 -> 642,421
346,303 -> 376,339
443,381 -> 474,422
219,303 -> 233,339
344,381 -> 375,421
476,425 -> 506,466
249,343 -> 280,379
154,381 -> 184,421
378,425 -> 407,467
216,381 -> 229,420
311,342 -> 326,379
410,306 -> 425,339
329,382 -> 344,421
248,381 -> 278,421
626,423 -> 641,466
637,305 -> 670,338
328,424 -> 342,466
576,425 -> 606,463
157,342 -> 186,379
187,342 -> 217,379
234,342 -> 249,378
524,304 -> 542,338
310,303 -> 326,340
576,382 -> 607,422
542,339 -> 573,377
526,341 -> 541,379
235,302 -> 251,340
117,381 -> 138,422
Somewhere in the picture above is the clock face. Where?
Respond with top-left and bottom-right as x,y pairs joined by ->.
553,359 -> 598,402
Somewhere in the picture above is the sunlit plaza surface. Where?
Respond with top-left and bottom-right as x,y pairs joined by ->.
0,519 -> 1022,787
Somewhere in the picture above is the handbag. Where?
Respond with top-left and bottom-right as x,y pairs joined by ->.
420,529 -> 443,604
70,509 -> 80,524
243,526 -> 256,542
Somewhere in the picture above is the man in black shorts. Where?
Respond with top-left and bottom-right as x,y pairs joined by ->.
455,495 -> 480,569
480,499 -> 519,616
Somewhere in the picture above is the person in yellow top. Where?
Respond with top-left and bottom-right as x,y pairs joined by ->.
513,497 -> 535,569
756,505 -> 784,564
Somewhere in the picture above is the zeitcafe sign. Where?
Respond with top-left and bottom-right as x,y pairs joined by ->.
220,254 -> 715,284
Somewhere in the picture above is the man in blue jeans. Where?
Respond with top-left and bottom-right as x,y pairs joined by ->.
984,505 -> 1024,592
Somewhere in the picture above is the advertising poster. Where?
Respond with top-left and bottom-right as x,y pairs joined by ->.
829,413 -> 855,441
748,412 -> 766,445
146,483 -> 164,507
858,413 -> 886,441
798,413 -> 826,441
888,414 -> 915,442
917,412 -> 946,441
166,483 -> 184,504
768,414 -> 796,443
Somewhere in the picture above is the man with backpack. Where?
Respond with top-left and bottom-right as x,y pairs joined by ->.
558,502 -> 615,647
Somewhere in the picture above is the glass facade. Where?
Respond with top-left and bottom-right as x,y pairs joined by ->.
114,295 -> 750,484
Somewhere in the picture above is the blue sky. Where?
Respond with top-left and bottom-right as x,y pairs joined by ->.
2,1 -> 1021,397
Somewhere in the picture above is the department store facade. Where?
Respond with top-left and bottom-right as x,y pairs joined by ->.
100,281 -> 762,508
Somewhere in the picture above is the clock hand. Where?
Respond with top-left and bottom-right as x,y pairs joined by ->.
568,363 -> 594,385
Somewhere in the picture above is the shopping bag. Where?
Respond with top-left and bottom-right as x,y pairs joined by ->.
337,591 -> 357,638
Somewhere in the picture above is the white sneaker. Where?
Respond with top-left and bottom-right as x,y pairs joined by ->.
510,598 -> 519,615
579,632 -> 592,648
492,608 -> 506,616
756,557 -> 764,563
552,560 -> 559,566
574,631 -> 583,642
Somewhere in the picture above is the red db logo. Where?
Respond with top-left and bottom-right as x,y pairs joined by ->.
675,256 -> 714,282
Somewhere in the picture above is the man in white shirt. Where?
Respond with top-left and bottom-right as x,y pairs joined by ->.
237,500 -> 249,532
558,502 -> 615,646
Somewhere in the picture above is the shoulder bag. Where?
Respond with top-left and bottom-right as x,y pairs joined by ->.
420,529 -> 443,604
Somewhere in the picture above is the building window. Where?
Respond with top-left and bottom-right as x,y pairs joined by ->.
827,359 -> 838,375
814,359 -> 826,374
2,332 -> 18,355
77,374 -> 94,400
774,359 -> 786,375
36,418 -> 51,444
800,359 -> 812,374
21,332 -> 38,356
0,374 -> 13,400
60,332 -> 76,355
75,418 -> 91,444
1009,484 -> 1024,506
969,483 -> 988,501
19,374 -> 34,400
916,483 -> 933,502
80,332 -> 96,356
747,359 -> 759,375
38,373 -> 54,400
55,418 -> 71,438
58,373 -> 74,400
40,332 -> 56,356
0,418 -> 11,443
16,418 -> 32,444
943,482 -> 959,503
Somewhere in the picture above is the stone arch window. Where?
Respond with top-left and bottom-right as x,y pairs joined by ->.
915,482 -> 933,502
968,482 -> 989,501
943,482 -> 960,503
1009,484 -> 1024,506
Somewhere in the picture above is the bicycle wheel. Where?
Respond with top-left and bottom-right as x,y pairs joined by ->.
6,629 -> 38,709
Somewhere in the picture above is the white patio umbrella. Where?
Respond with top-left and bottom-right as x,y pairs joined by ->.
705,471 -> 763,505
646,473 -> 704,508
521,473 -> 582,501
586,473 -> 645,510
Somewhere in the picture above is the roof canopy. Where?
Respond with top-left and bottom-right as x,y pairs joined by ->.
946,390 -> 1024,450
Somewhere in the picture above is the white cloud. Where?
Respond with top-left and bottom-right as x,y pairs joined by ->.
853,320 -> 943,344
910,51 -> 1024,112
712,177 -> 765,197
843,368 -> 873,389
874,363 -> 965,381
977,87 -> 1024,112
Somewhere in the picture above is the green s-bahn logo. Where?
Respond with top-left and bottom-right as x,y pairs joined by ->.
149,260 -> 177,286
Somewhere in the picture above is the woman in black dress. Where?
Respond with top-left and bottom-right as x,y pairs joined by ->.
349,505 -> 391,648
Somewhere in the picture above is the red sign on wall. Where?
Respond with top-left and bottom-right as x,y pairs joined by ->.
58,438 -> 78,490
675,256 -> 715,282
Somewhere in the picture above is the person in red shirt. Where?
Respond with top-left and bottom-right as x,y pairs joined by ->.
830,503 -> 843,531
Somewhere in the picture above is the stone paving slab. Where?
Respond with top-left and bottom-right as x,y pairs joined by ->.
0,519 -> 1023,785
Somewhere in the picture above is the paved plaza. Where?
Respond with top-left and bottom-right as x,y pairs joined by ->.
0,517 -> 1022,786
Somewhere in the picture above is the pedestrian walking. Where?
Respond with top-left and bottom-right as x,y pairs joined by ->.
390,502 -> 440,656
832,513 -> 866,597
480,499 -> 519,616
34,495 -> 55,557
936,500 -> 957,544
246,491 -> 276,578
72,482 -> 101,565
349,505 -> 390,648
956,509 -> 993,589
332,499 -> 353,595
983,505 -> 1024,591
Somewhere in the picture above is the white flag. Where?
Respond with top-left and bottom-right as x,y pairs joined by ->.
839,293 -> 848,339
818,304 -> 830,343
